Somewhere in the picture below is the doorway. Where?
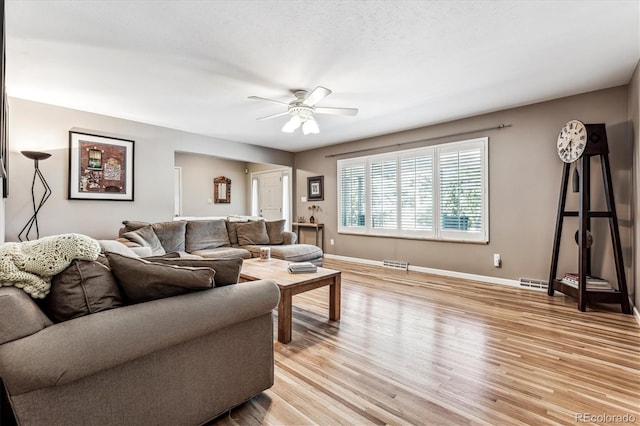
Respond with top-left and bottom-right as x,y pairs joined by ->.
251,169 -> 291,229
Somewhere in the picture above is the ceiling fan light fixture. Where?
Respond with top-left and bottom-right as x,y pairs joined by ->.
302,117 -> 319,135
282,115 -> 302,133
250,85 -> 357,135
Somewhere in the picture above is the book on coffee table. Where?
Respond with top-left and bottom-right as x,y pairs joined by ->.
288,262 -> 317,274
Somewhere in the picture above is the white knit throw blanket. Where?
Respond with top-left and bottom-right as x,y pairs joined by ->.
0,233 -> 101,299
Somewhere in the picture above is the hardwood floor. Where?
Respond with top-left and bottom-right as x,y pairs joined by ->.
213,259 -> 640,425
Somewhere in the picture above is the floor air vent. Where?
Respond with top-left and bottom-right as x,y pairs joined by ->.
383,259 -> 409,271
519,278 -> 548,290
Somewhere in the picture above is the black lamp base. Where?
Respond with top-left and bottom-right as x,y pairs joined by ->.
18,152 -> 52,242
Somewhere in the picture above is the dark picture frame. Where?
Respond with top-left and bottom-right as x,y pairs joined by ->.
1,1 -> 7,199
307,175 -> 324,201
69,131 -> 135,201
214,176 -> 231,203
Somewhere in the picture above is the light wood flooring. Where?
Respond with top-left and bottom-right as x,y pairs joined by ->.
214,258 -> 640,425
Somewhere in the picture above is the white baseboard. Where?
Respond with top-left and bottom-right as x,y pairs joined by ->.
323,254 -> 639,318
323,254 -> 522,288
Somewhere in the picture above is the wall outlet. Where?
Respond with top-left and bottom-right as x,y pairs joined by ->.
301,196 -> 307,203
330,239 -> 335,245
493,253 -> 501,268
207,198 -> 213,204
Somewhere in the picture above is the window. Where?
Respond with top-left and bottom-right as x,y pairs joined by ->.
337,137 -> 488,242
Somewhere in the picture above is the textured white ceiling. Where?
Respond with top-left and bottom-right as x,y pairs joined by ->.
5,1 -> 639,152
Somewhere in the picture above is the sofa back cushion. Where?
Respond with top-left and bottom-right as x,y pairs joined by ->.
97,239 -> 141,258
106,252 -> 214,303
236,220 -> 269,245
265,219 -> 286,245
151,221 -> 187,252
120,225 -> 166,256
46,257 -> 123,323
144,258 -> 243,286
186,220 -> 230,252
225,220 -> 242,245
120,220 -> 150,235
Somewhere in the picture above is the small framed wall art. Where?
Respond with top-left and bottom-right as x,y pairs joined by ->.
307,175 -> 324,201
214,176 -> 231,203
69,131 -> 135,201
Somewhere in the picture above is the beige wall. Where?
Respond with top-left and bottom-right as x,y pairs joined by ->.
6,98 -> 293,241
630,62 -> 639,311
174,152 -> 249,217
295,86 -> 633,286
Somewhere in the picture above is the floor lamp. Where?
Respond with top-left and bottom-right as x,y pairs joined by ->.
18,150 -> 52,242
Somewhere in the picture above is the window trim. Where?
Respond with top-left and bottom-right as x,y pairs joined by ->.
337,137 -> 489,243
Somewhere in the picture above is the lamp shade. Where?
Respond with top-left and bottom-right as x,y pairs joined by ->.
21,151 -> 52,161
282,115 -> 302,133
302,117 -> 319,135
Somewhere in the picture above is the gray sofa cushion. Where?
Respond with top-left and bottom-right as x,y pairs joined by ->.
243,244 -> 323,263
143,258 -> 243,286
120,225 -> 166,256
152,221 -> 187,252
236,220 -> 269,245
265,220 -> 285,245
98,239 -> 142,257
225,220 -> 244,245
106,252 -> 214,303
120,220 -> 150,234
191,246 -> 252,260
46,258 -> 123,323
186,220 -> 230,252
0,288 -> 52,345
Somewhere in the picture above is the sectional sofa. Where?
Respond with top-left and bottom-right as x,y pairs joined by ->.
0,234 -> 281,425
117,217 -> 324,266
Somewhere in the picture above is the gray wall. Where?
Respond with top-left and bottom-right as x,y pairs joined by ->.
630,63 -> 639,312
174,152 -> 248,217
295,86 -> 633,292
6,98 -> 293,241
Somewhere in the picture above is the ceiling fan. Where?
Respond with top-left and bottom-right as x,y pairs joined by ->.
249,86 -> 358,135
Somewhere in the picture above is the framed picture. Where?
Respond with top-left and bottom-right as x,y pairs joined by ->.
307,175 -> 324,201
69,131 -> 134,201
214,176 -> 231,203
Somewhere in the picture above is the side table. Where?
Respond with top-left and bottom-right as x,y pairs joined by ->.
292,222 -> 324,251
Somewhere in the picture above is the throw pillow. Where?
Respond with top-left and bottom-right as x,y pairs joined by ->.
265,219 -> 286,245
105,252 -> 214,303
144,252 -> 203,260
97,240 -> 140,258
186,220 -> 230,252
225,221 -> 241,245
152,221 -> 187,252
145,258 -> 243,286
46,257 -> 123,323
120,225 -> 166,256
236,220 -> 269,245
120,220 -> 150,234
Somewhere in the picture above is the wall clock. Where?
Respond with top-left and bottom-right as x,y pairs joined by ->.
556,119 -> 587,163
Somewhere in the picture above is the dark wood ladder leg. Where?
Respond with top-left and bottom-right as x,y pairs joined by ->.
600,155 -> 631,314
548,162 -> 571,296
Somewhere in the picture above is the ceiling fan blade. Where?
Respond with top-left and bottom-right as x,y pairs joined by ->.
315,106 -> 358,116
248,96 -> 289,105
302,86 -> 332,106
256,111 -> 290,121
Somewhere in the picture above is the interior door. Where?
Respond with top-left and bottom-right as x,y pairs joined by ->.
258,170 -> 283,221
174,167 -> 182,217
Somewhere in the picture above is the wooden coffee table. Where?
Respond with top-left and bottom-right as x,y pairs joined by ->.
239,258 -> 341,344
